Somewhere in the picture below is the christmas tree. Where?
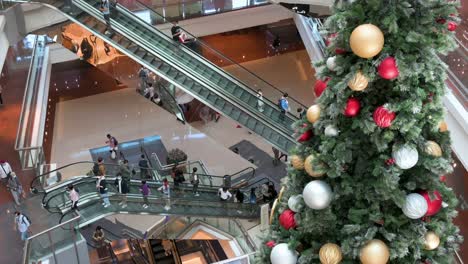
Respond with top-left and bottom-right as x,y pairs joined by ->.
257,1 -> 463,263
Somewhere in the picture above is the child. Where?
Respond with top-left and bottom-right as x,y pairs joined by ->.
158,178 -> 170,196
140,180 -> 150,208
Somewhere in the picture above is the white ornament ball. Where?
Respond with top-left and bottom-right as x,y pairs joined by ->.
302,180 -> 333,210
392,145 -> 419,170
326,56 -> 337,71
324,125 -> 339,137
402,193 -> 428,219
270,243 -> 298,264
288,195 -> 304,213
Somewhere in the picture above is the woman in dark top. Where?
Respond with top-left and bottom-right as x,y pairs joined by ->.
235,189 -> 245,203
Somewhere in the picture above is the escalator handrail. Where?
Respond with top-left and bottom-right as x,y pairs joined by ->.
113,1 -> 301,125
128,0 -> 306,113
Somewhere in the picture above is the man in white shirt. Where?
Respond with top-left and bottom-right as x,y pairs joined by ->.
14,211 -> 31,241
218,187 -> 232,201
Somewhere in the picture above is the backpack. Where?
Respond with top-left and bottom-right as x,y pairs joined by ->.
278,98 -> 283,109
112,137 -> 118,146
92,163 -> 100,175
21,214 -> 31,226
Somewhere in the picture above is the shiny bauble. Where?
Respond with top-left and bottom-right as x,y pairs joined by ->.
298,130 -> 313,142
307,105 -> 321,123
326,56 -> 337,71
335,48 -> 346,54
290,155 -> 304,170
348,71 -> 369,91
392,145 -> 419,170
266,240 -> 276,248
402,193 -> 428,219
324,125 -> 339,137
302,180 -> 332,210
420,190 -> 443,216
343,97 -> 361,117
314,79 -> 329,97
349,24 -> 384,58
447,21 -> 457,31
378,57 -> 399,80
319,243 -> 342,264
424,231 -> 440,250
288,195 -> 304,213
373,106 -> 396,128
439,121 -> 448,132
270,243 -> 298,264
279,209 -> 297,230
425,141 -> 442,157
304,155 -> 326,177
359,239 -> 390,264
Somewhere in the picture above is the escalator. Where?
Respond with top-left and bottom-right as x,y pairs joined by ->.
15,0 -> 300,152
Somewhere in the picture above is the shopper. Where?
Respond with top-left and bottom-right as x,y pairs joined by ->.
249,188 -> 257,204
140,180 -> 150,208
68,184 -> 80,211
171,22 -> 181,41
97,175 -> 111,208
158,178 -> 170,196
144,82 -> 155,100
138,154 -> 150,179
14,211 -> 31,241
218,187 -> 232,202
138,66 -> 149,90
118,160 -> 131,208
93,226 -> 106,247
278,93 -> 290,120
234,189 -> 245,203
105,134 -> 118,160
100,0 -> 112,35
261,183 -> 272,203
0,160 -> 12,185
0,84 -> 3,105
7,172 -> 24,206
297,107 -> 306,119
97,157 -> 106,176
267,183 -> 278,207
191,167 -> 199,196
256,89 -> 264,112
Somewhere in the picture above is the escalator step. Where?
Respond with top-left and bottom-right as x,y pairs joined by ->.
142,54 -> 154,64
152,60 -> 163,68
135,49 -> 146,58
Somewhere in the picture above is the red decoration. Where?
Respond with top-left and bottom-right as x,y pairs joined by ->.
343,98 -> 361,117
297,130 -> 313,142
439,175 -> 447,182
378,57 -> 399,80
436,18 -> 446,24
279,209 -> 297,230
420,190 -> 443,216
325,33 -> 338,46
373,106 -> 396,128
314,79 -> 329,97
385,158 -> 395,166
335,48 -> 346,54
447,21 -> 457,31
265,241 -> 276,248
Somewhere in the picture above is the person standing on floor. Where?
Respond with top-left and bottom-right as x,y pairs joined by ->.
14,211 -> 31,241
97,157 -> 106,176
256,89 -> 264,112
0,84 -> 3,105
97,175 -> 111,208
138,66 -> 149,91
140,180 -> 151,208
100,0 -> 112,35
138,154 -> 150,179
249,188 -> 257,204
218,187 -> 232,202
0,160 -> 12,185
234,189 -> 245,203
105,134 -> 118,160
7,172 -> 24,206
278,93 -> 290,120
191,167 -> 199,196
68,184 -> 80,211
93,226 -> 106,248
118,159 -> 131,208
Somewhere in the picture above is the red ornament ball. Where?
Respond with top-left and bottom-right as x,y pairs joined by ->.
297,130 -> 313,142
439,175 -> 447,182
279,209 -> 297,230
436,18 -> 447,24
447,21 -> 457,31
344,98 -> 361,117
265,241 -> 276,248
314,79 -> 329,97
378,57 -> 399,80
335,48 -> 346,54
420,190 -> 443,216
373,106 -> 396,128
385,158 -> 395,166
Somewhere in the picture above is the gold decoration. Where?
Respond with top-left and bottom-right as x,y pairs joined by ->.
348,71 -> 369,91
304,155 -> 326,177
349,24 -> 384,58
307,105 -> 321,123
290,155 -> 305,170
359,239 -> 390,264
278,186 -> 286,202
425,141 -> 442,157
319,243 -> 342,264
269,199 -> 279,224
424,231 -> 440,250
439,121 -> 448,132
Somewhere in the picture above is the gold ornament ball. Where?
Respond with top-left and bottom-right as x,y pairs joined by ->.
425,141 -> 442,157
307,105 -> 321,123
319,243 -> 342,264
439,121 -> 448,132
348,71 -> 369,91
360,239 -> 390,264
290,155 -> 305,170
349,24 -> 384,58
424,231 -> 440,250
304,155 -> 326,177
